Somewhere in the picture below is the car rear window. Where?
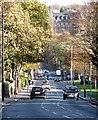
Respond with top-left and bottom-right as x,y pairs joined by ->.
33,87 -> 42,91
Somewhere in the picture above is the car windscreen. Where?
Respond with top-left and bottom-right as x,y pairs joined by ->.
66,87 -> 78,92
69,87 -> 78,92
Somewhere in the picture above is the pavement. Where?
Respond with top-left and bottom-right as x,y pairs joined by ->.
1,85 -> 34,106
79,92 -> 98,106
1,84 -> 98,107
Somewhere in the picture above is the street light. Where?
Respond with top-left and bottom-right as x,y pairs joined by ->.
1,2 -> 4,101
89,49 -> 93,99
80,28 -> 87,97
70,43 -> 73,85
68,23 -> 73,85
89,61 -> 92,99
83,46 -> 86,97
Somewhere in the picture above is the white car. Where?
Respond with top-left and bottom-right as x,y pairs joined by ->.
63,85 -> 79,100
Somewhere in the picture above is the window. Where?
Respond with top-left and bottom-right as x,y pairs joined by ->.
55,16 -> 58,20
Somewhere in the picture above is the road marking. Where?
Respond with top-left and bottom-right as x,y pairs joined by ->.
0,108 -> 3,120
41,106 -> 44,109
9,102 -> 60,105
77,113 -> 83,116
0,109 -> 2,113
89,103 -> 98,109
67,109 -> 72,112
52,112 -> 57,114
61,106 -> 65,109
41,99 -> 50,112
57,103 -> 59,106
63,115 -> 71,118
45,108 -> 49,111
50,89 -> 63,92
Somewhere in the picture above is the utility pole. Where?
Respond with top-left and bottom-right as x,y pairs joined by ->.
70,44 -> 73,85
83,47 -> 86,97
89,39 -> 93,98
89,61 -> 92,99
1,3 -> 4,101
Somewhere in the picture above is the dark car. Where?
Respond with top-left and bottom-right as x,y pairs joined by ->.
30,87 -> 46,99
63,85 -> 79,100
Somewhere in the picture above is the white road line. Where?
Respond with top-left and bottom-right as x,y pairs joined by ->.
67,109 -> 72,112
45,108 -> 49,111
52,112 -> 57,114
57,103 -> 91,106
63,115 -> 71,118
0,108 -> 2,113
77,113 -> 83,116
61,106 -> 65,109
0,108 -> 2,120
9,102 -> 59,106
57,103 -> 59,106
52,81 -> 66,111
41,106 -> 45,109
41,99 -> 51,112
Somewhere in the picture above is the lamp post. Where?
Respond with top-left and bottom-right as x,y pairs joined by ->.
89,61 -> 92,99
89,49 -> 93,99
80,28 -> 87,97
70,44 -> 73,85
1,3 -> 4,101
83,46 -> 86,97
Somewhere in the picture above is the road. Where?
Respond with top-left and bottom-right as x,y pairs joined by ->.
2,71 -> 98,120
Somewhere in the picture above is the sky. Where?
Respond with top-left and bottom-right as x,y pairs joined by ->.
40,0 -> 91,6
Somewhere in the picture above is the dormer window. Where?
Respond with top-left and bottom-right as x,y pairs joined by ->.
55,16 -> 58,20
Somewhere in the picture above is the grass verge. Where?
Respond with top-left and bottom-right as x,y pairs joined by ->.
74,80 -> 98,99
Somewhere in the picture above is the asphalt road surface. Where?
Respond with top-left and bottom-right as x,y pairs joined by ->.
2,71 -> 98,120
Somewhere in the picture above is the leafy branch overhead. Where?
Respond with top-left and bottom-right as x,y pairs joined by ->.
2,1 -> 52,71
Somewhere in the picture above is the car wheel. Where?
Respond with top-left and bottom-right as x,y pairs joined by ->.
30,96 -> 33,99
63,95 -> 66,100
63,97 -> 65,100
30,94 -> 33,99
43,97 -> 45,99
76,98 -> 79,100
76,94 -> 79,100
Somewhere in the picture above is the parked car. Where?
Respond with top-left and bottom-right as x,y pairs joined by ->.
63,85 -> 79,100
30,86 -> 46,99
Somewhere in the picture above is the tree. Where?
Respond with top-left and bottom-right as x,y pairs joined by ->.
77,1 -> 98,89
44,32 -> 72,70
21,1 -> 52,62
3,1 -> 51,71
80,1 -> 98,70
60,7 -> 65,12
1,1 -> 52,93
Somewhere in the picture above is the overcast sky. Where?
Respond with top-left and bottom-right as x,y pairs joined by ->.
40,0 -> 91,6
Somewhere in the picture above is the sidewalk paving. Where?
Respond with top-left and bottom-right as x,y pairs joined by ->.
2,85 -> 33,106
79,92 -> 98,106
